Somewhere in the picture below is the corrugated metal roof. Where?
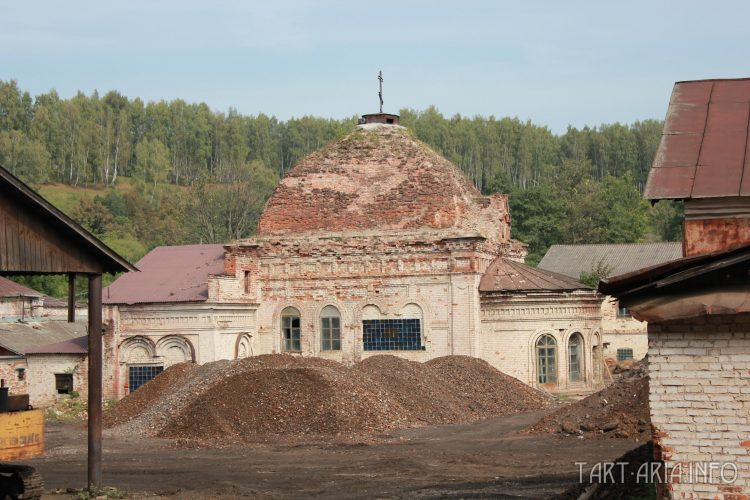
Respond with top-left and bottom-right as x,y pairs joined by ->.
0,276 -> 43,298
538,242 -> 683,280
645,78 -> 750,200
0,320 -> 87,356
479,258 -> 589,292
25,335 -> 87,355
103,244 -> 226,305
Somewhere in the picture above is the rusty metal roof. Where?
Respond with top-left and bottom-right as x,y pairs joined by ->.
25,335 -> 87,355
645,78 -> 750,200
538,243 -> 683,280
103,244 -> 226,305
479,258 -> 590,293
0,276 -> 43,298
599,243 -> 750,301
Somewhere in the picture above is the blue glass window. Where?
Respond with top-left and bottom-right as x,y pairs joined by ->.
363,319 -> 423,351
128,365 -> 163,392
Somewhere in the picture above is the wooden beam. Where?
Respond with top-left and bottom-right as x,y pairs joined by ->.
87,274 -> 102,489
67,273 -> 75,323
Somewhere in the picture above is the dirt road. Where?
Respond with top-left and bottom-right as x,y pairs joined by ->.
31,412 -> 640,499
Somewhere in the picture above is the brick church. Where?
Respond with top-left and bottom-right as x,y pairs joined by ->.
104,114 -> 604,399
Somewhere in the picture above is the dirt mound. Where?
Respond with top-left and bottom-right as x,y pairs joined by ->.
524,376 -> 650,440
160,366 -> 405,441
107,354 -> 552,444
354,355 -> 467,424
426,356 -> 551,415
104,362 -> 197,428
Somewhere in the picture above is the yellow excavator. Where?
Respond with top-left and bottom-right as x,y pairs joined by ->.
0,380 -> 44,500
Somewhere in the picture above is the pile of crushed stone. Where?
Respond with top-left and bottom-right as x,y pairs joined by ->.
523,374 -> 650,440
105,354 -> 551,444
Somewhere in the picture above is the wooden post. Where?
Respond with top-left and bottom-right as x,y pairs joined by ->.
67,273 -> 75,323
87,274 -> 102,489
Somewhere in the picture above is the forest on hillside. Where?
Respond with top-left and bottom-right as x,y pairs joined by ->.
0,80 -> 681,296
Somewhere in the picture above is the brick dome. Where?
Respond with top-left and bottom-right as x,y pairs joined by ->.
257,125 -> 509,241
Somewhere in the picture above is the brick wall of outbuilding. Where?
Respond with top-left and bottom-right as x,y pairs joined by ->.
26,353 -> 88,407
649,313 -> 750,498
0,358 -> 28,395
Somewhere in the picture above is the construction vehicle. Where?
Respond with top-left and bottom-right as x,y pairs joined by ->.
0,380 -> 43,500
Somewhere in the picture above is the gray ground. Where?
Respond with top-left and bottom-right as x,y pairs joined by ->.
31,412 -> 640,499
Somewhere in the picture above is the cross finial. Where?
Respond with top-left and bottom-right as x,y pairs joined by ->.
378,71 -> 384,113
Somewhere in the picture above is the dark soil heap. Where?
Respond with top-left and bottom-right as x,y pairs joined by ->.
524,374 -> 650,440
105,354 -> 551,444
103,362 -> 197,428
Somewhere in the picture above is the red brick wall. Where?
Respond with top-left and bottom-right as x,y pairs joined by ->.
684,218 -> 750,257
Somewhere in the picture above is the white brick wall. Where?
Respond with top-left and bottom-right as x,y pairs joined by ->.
601,295 -> 649,361
649,314 -> 750,499
26,354 -> 87,407
481,292 -> 604,391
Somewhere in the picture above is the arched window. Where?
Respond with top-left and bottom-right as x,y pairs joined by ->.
320,305 -> 341,351
568,333 -> 584,382
536,334 -> 557,384
281,307 -> 301,352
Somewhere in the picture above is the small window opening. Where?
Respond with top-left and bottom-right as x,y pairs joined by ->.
386,118 -> 394,124
617,348 -> 634,362
617,303 -> 631,318
55,373 -> 73,395
244,270 -> 251,293
15,368 -> 25,381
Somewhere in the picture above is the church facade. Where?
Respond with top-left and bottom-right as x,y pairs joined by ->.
104,116 -> 604,398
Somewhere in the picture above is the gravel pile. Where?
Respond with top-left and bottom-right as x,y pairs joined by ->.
106,354 -> 551,443
103,362 -> 197,428
524,374 -> 650,440
354,355 -> 467,425
426,355 -> 552,416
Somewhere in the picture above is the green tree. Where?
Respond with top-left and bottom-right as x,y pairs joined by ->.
134,138 -> 171,201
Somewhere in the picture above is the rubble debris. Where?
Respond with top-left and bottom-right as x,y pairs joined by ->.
523,372 -> 649,440
105,354 -> 551,444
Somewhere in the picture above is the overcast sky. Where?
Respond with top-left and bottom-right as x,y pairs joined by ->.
3,0 -> 750,133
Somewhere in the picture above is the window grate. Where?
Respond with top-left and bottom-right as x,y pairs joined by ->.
363,319 -> 422,351
617,348 -> 634,362
128,365 -> 164,392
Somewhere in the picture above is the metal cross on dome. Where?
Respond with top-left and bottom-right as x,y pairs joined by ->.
378,71 -> 384,113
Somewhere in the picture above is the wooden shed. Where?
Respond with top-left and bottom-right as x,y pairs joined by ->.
0,165 -> 136,488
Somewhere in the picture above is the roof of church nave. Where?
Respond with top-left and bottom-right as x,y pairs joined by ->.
256,125 -> 509,243
480,257 -> 591,293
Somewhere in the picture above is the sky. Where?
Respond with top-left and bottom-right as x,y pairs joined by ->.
3,0 -> 750,134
